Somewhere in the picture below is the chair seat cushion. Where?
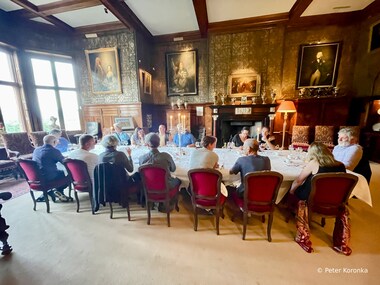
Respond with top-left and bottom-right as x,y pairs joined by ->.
74,184 -> 91,191
30,176 -> 70,191
231,191 -> 273,213
311,204 -> 340,216
195,195 -> 226,207
147,186 -> 179,201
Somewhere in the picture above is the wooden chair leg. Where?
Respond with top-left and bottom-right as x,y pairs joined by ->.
126,201 -> 131,221
44,191 -> 50,213
267,213 -> 273,242
261,215 -> 265,223
74,191 -> 80,213
30,191 -> 36,211
321,217 -> 326,227
147,202 -> 151,225
89,191 -> 95,215
167,211 -> 170,227
109,202 -> 113,219
216,209 -> 220,235
242,212 -> 248,240
194,207 -> 198,231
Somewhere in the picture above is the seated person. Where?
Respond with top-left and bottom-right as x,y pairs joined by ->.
50,129 -> 69,153
332,127 -> 363,171
0,192 -> 12,255
131,127 -> 146,146
173,125 -> 195,147
190,136 -> 228,198
68,134 -> 98,185
189,135 -> 219,169
229,139 -> 271,197
113,122 -> 131,145
157,124 -> 169,147
259,126 -> 277,150
290,142 -> 346,200
32,135 -> 70,202
99,135 -> 134,174
139,133 -> 181,190
231,126 -> 250,148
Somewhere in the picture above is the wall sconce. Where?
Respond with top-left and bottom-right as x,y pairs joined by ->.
171,98 -> 188,110
277,100 -> 296,149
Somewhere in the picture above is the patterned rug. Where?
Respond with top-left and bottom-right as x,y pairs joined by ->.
0,178 -> 29,203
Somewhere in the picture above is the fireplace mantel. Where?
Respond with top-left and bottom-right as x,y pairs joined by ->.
209,104 -> 277,146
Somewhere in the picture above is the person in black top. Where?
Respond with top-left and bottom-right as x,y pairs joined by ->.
289,142 -> 346,200
259,126 -> 277,150
231,126 -> 250,148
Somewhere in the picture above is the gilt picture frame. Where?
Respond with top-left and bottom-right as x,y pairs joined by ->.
114,117 -> 134,130
228,73 -> 261,98
296,42 -> 340,89
144,71 -> 152,94
166,50 -> 197,96
85,47 -> 122,94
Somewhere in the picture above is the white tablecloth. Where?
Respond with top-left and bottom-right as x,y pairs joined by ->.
85,145 -> 372,207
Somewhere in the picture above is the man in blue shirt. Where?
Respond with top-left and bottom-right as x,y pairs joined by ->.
32,135 -> 70,202
50,129 -> 69,153
173,126 -> 195,147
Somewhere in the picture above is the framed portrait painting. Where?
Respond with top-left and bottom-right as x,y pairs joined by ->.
369,20 -> 380,52
296,42 -> 340,89
144,71 -> 152,94
165,50 -> 197,96
85,47 -> 122,94
228,73 -> 261,97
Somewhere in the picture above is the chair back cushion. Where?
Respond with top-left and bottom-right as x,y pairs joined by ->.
63,159 -> 91,190
188,169 -> 222,207
139,164 -> 174,201
309,173 -> 358,215
18,159 -> 43,183
315,125 -> 334,146
291,126 -> 310,144
243,171 -> 283,212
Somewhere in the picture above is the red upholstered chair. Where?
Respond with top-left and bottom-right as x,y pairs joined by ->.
17,159 -> 70,213
139,164 -> 180,227
231,171 -> 283,241
63,159 -> 94,214
308,173 -> 358,227
291,126 -> 310,151
188,168 -> 225,235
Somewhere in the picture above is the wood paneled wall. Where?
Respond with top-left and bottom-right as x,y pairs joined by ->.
83,104 -> 142,134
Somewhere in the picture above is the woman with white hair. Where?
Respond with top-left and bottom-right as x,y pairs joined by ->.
113,122 -> 130,145
99,135 -> 133,172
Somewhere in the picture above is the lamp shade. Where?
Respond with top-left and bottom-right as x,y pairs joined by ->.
277,101 -> 296,113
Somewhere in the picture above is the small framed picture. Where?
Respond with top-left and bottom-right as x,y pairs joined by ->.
144,71 -> 152,94
228,73 -> 260,97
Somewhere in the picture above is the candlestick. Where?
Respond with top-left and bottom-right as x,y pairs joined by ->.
178,113 -> 181,127
170,115 -> 173,131
257,127 -> 260,141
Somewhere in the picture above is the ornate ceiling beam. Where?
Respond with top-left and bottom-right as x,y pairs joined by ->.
192,0 -> 208,38
10,0 -> 74,32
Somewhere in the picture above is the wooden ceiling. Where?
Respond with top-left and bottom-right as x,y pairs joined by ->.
1,0 -> 380,43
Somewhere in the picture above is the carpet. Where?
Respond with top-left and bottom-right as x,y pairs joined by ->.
0,178 -> 29,203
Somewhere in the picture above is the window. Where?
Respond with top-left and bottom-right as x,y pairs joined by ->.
0,48 -> 24,133
30,55 -> 80,131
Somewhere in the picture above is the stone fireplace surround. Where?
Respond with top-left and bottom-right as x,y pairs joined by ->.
209,104 -> 277,147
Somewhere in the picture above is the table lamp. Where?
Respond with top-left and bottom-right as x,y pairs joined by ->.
277,101 -> 296,149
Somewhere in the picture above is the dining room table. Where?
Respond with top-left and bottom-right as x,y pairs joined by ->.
72,144 -> 372,207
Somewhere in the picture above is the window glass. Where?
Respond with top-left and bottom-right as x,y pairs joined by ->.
0,51 -> 14,82
31,58 -> 54,87
0,85 -> 23,132
36,89 -> 59,131
55,62 -> 75,88
60,90 -> 81,130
